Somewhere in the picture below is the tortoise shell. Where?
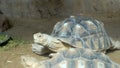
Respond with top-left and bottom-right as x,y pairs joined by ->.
40,48 -> 120,68
51,16 -> 113,51
21,48 -> 120,68
27,48 -> 119,68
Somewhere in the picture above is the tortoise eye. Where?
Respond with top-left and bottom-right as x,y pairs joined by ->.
38,35 -> 41,37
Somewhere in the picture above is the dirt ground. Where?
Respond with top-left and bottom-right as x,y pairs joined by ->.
0,15 -> 120,68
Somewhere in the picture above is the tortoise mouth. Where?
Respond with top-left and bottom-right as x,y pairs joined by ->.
33,38 -> 43,43
34,39 -> 38,43
33,42 -> 43,45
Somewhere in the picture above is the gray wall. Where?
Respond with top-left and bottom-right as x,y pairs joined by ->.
0,0 -> 120,18
74,0 -> 120,14
0,0 -> 72,18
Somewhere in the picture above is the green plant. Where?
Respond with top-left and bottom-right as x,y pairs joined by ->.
0,38 -> 29,51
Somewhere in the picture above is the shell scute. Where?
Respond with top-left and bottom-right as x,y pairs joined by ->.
41,48 -> 120,68
51,16 -> 112,52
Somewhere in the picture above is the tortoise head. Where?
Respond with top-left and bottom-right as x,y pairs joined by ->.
33,32 -> 49,45
21,55 -> 45,68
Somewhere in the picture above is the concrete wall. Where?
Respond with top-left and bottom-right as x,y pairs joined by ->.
0,0 -> 72,18
0,0 -> 120,18
73,0 -> 120,14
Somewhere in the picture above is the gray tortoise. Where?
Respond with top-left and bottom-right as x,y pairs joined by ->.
21,48 -> 120,68
32,16 -> 120,55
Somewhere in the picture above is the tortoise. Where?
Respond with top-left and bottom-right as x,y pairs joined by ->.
51,15 -> 112,49
32,15 -> 120,55
21,48 -> 120,68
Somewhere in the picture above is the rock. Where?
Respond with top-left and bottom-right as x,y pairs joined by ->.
0,0 -> 120,18
0,0 -> 72,18
0,14 -> 11,32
